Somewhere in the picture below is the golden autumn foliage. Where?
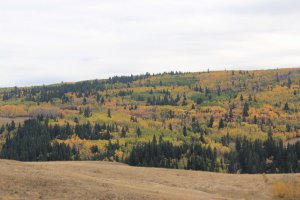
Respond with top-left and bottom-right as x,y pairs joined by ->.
0,105 -> 27,117
0,68 -> 299,161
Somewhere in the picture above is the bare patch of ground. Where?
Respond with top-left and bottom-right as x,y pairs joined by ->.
0,160 -> 299,200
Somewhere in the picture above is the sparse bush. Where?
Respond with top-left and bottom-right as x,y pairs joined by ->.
273,179 -> 300,199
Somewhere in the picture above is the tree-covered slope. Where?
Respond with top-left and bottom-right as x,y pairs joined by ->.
0,68 -> 299,173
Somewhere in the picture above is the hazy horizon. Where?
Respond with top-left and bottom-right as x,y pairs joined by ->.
1,66 -> 298,88
1,0 -> 300,87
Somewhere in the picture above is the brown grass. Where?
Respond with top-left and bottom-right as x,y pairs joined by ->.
0,159 -> 299,200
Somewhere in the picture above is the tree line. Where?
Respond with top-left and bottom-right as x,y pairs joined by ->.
0,119 -> 79,161
1,118 -> 299,173
126,135 -> 221,171
226,136 -> 300,173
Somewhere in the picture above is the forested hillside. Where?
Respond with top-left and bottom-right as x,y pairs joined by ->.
0,68 -> 299,173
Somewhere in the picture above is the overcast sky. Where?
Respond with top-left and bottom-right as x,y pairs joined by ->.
0,0 -> 300,87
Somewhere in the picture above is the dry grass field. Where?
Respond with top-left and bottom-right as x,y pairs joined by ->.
0,160 -> 299,200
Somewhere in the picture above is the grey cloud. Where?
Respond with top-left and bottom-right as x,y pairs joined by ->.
226,0 -> 300,15
0,0 -> 299,87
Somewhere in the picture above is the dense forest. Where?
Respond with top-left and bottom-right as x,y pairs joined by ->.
0,68 -> 299,173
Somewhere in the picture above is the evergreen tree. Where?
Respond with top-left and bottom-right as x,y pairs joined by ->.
83,97 -> 87,105
287,77 -> 292,88
182,126 -> 187,136
218,118 -> 225,129
243,102 -> 249,117
196,97 -> 203,105
120,127 -> 126,138
253,115 -> 257,124
217,86 -> 221,96
283,102 -> 289,111
83,107 -> 92,117
208,115 -> 214,128
96,93 -> 101,103
168,123 -> 173,131
136,127 -> 142,137
229,108 -> 234,120
107,108 -> 112,118
276,73 -> 280,82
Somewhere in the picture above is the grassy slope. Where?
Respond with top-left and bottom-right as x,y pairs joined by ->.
0,159 -> 299,200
